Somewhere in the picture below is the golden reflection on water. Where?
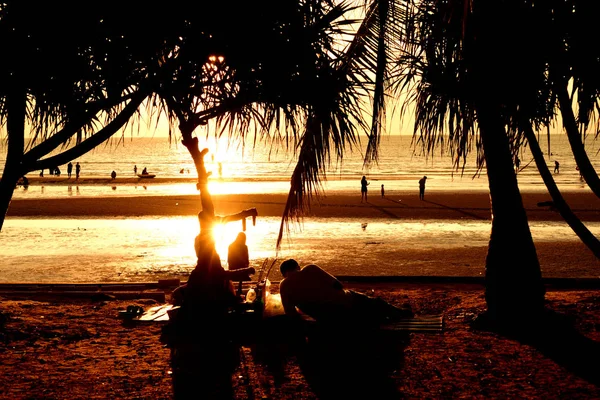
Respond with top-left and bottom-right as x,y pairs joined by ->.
149,214 -> 273,269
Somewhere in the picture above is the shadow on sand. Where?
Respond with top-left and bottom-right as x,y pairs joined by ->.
364,200 -> 402,219
167,316 -> 410,399
476,309 -> 600,387
421,200 -> 488,220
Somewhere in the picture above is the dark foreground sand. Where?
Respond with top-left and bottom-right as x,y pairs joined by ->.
1,284 -> 599,399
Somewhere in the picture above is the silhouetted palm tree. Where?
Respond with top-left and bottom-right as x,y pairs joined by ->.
379,0 -> 551,325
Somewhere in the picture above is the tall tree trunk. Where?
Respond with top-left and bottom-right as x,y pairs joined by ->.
556,85 -> 600,198
477,105 -> 545,324
524,124 -> 600,258
0,88 -> 27,232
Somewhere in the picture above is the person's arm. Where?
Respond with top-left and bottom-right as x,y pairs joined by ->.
280,282 -> 301,317
223,267 -> 255,281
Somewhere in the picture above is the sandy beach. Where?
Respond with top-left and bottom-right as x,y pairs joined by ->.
8,188 -> 600,221
0,284 -> 599,399
7,187 -> 600,281
2,183 -> 600,398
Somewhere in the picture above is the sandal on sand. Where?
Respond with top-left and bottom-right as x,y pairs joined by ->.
119,305 -> 144,319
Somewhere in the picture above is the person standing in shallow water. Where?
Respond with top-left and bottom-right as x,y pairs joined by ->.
360,175 -> 370,203
381,184 -> 385,198
67,162 -> 73,178
554,160 -> 560,174
419,176 -> 427,200
75,162 -> 81,180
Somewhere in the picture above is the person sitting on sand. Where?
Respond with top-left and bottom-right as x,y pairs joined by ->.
279,259 -> 413,326
172,138 -> 257,315
228,232 -> 250,295
173,236 -> 255,316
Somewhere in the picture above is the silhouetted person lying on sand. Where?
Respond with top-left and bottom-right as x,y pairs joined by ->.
279,259 -> 413,326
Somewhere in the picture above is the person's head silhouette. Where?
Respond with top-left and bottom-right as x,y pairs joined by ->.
234,232 -> 246,245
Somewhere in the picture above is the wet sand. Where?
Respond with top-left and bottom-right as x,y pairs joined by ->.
7,189 -> 600,221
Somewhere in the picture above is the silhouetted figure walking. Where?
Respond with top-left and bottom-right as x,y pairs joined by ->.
419,176 -> 427,200
360,175 -> 370,203
381,184 -> 385,198
75,162 -> 81,180
554,160 -> 560,174
67,162 -> 73,178
111,170 -> 117,180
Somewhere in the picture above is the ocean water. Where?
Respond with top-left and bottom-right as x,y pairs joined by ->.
5,133 -> 600,198
1,133 -> 600,283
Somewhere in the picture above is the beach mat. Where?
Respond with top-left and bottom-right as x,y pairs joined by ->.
381,314 -> 444,333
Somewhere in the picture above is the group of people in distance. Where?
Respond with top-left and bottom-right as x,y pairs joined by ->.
360,175 -> 428,201
38,161 -> 81,179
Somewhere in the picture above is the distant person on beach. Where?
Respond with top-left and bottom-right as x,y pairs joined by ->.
75,162 -> 81,179
360,175 -> 370,203
228,232 -> 250,295
554,160 -> 560,174
67,162 -> 73,178
419,176 -> 427,200
39,169 -> 44,177
134,165 -> 138,175
111,170 -> 117,180
381,184 -> 385,198
17,176 -> 29,188
279,259 -> 412,325
515,157 -> 521,170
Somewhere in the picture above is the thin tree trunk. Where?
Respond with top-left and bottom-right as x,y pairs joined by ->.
556,85 -> 600,198
524,124 -> 600,259
0,88 -> 27,232
477,105 -> 545,324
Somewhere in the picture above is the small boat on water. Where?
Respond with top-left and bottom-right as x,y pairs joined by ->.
137,173 -> 156,179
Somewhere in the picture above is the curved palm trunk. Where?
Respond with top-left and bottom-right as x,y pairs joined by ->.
556,85 -> 600,199
0,88 -> 27,232
477,106 -> 545,323
524,124 -> 600,258
0,91 -> 148,233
